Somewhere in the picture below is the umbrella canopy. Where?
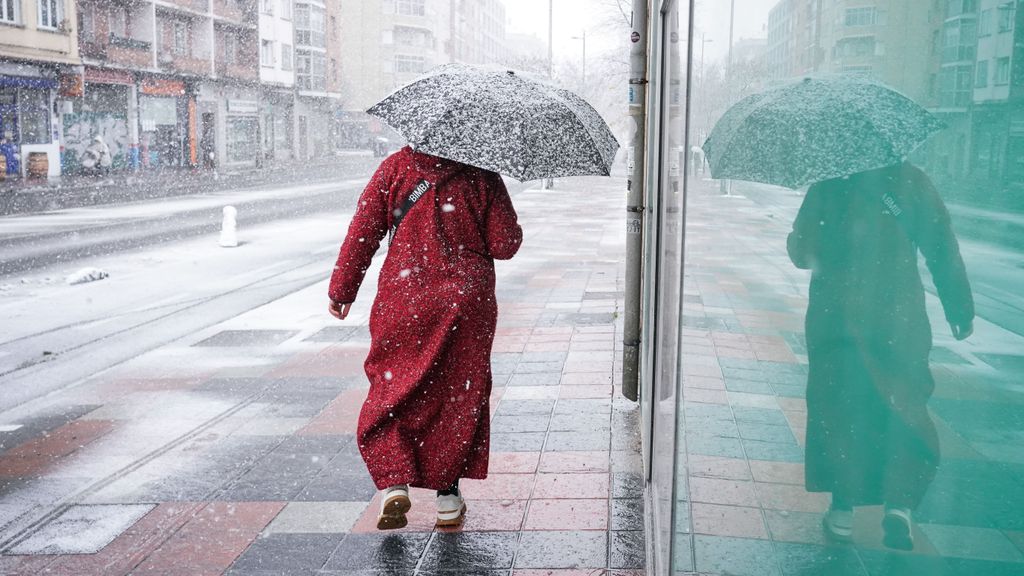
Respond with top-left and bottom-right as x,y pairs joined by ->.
702,75 -> 945,189
367,63 -> 619,181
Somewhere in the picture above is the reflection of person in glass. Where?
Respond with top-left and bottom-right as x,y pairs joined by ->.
787,162 -> 974,550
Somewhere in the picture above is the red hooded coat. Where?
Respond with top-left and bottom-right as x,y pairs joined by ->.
329,146 -> 522,490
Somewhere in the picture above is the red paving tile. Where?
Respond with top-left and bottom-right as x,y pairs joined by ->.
132,502 -> 284,575
489,452 -> 541,474
523,498 -> 608,530
350,488 -> 438,533
748,460 -> 804,486
267,344 -> 370,378
513,570 -> 601,576
691,503 -> 769,539
682,388 -> 729,404
460,474 -> 535,500
557,385 -> 612,399
439,499 -> 528,532
560,372 -> 614,386
0,419 -> 117,477
755,482 -> 830,513
533,473 -> 609,499
538,451 -> 611,474
689,477 -> 759,507
297,387 -> 368,435
0,555 -> 59,575
687,454 -> 752,481
44,503 -> 205,576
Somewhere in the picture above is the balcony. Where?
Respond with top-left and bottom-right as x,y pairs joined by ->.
163,0 -> 210,14
216,61 -> 257,81
108,34 -> 153,68
213,0 -> 256,27
158,52 -> 211,76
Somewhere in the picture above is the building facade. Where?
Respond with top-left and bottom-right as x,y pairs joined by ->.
1,0 -> 80,178
257,0 -> 295,162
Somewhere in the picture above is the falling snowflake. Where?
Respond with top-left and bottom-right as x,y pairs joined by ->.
384,370 -> 393,380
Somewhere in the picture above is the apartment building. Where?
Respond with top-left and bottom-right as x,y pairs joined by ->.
1,0 -> 80,177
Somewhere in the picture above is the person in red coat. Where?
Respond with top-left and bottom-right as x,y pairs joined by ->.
328,146 -> 522,530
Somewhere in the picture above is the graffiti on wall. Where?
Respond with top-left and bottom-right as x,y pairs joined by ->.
62,112 -> 129,172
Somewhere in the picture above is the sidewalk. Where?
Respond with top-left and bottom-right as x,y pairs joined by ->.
0,153 -> 377,216
674,178 -> 1024,575
0,177 -> 643,574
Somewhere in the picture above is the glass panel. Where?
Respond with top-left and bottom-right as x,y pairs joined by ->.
670,0 -> 1024,574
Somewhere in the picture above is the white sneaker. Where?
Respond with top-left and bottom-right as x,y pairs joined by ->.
882,507 -> 914,551
821,507 -> 853,542
435,492 -> 467,527
376,485 -> 411,530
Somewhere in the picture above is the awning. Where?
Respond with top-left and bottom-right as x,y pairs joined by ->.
0,75 -> 58,89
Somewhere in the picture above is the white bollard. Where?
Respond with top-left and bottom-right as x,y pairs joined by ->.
219,205 -> 238,247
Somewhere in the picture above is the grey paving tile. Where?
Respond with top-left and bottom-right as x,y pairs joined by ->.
304,326 -> 360,342
514,361 -> 566,374
609,530 -> 645,569
857,548 -> 955,576
732,406 -> 789,426
694,535 -> 781,576
419,531 -> 518,571
611,498 -> 643,531
194,329 -> 298,347
266,502 -> 367,534
520,352 -> 568,363
295,473 -> 378,502
494,400 -> 555,415
553,399 -> 612,415
507,373 -> 562,386
611,472 -> 644,499
229,533 -> 344,572
7,504 -> 153,555
725,378 -> 776,394
549,412 -> 611,431
545,430 -> 610,451
274,434 -> 353,456
741,439 -> 804,462
774,542 -> 866,576
490,414 -> 550,433
323,533 -> 431,571
736,422 -> 797,444
686,435 -> 745,459
673,532 -> 695,572
514,530 -> 608,569
490,432 -> 546,452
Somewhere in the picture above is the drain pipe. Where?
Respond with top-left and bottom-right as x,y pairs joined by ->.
622,0 -> 649,402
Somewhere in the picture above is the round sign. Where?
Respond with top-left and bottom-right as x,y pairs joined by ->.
630,31 -> 640,43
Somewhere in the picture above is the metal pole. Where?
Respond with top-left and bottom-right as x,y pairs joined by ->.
548,0 -> 554,78
721,0 -> 735,196
622,0 -> 649,402
582,30 -> 586,92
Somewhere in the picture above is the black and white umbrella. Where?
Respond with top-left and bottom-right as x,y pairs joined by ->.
367,64 -> 619,181
703,75 -> 945,189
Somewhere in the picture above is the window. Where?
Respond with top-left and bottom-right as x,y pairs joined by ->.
975,59 -> 988,87
281,43 -> 293,70
280,0 -> 291,19
382,29 -> 393,44
38,0 -> 61,29
261,39 -> 274,66
19,89 -> 51,145
78,3 -> 93,38
173,21 -> 187,55
995,57 -> 1010,84
223,33 -> 237,64
2,0 -> 19,24
834,36 -> 875,58
396,0 -> 425,16
261,0 -> 273,14
844,7 -> 876,27
978,9 -> 992,35
108,6 -> 127,37
294,3 -> 325,47
295,49 -> 325,90
394,54 -> 425,74
998,4 -> 1014,32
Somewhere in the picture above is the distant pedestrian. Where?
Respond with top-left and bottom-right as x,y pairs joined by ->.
328,145 -> 522,530
82,135 -> 112,176
690,145 -> 705,176
0,133 -> 18,178
787,162 -> 974,550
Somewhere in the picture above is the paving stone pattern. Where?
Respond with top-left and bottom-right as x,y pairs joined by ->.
0,177 -> 644,575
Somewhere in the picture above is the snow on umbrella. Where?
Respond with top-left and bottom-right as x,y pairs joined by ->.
702,75 -> 945,189
367,63 -> 619,181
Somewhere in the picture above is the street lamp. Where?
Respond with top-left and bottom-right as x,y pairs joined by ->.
570,30 -> 586,93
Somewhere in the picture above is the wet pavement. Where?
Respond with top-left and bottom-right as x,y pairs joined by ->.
673,177 -> 1024,576
0,176 -> 644,574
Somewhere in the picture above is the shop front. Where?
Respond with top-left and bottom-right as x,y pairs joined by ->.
61,68 -> 134,173
0,65 -> 61,179
260,90 -> 294,162
225,98 -> 259,167
138,77 -> 194,170
197,83 -> 260,168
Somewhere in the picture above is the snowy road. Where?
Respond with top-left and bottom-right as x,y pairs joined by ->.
0,180 -> 371,413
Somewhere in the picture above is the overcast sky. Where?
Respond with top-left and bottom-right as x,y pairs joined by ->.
504,0 -> 777,65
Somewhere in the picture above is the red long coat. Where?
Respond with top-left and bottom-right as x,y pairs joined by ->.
328,146 -> 522,490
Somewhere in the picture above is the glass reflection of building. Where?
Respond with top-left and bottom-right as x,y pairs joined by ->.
640,1 -> 1024,575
